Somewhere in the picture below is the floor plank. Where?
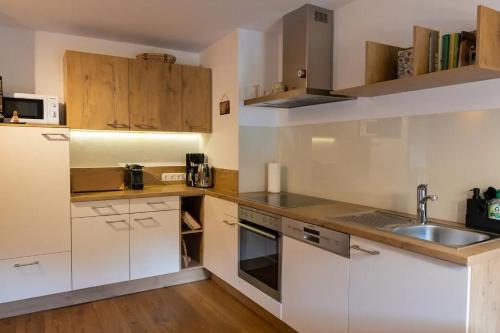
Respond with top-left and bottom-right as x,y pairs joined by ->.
0,280 -> 281,333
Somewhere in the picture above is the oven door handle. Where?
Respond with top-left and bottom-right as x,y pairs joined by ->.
238,222 -> 277,240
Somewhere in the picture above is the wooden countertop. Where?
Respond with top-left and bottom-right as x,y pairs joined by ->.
71,186 -> 500,266
0,123 -> 68,128
71,184 -> 204,202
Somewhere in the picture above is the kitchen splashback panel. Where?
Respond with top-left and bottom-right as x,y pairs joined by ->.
277,109 -> 500,223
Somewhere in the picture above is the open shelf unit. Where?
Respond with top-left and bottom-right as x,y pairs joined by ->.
334,5 -> 500,97
180,196 -> 204,270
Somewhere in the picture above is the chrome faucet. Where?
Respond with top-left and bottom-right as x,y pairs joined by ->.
417,184 -> 438,224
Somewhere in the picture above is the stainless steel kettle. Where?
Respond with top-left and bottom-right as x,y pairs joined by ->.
197,157 -> 213,188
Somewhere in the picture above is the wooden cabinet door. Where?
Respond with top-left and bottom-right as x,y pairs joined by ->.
64,51 -> 130,130
182,65 -> 212,132
72,215 -> 130,290
203,196 -> 238,288
129,60 -> 183,132
130,210 -> 180,280
282,236 -> 349,333
0,127 -> 70,260
349,236 -> 469,333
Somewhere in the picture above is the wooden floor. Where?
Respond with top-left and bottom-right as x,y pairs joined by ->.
0,280 -> 281,333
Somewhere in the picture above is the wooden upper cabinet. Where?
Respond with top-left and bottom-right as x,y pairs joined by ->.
129,60 -> 183,132
64,51 -> 130,130
182,65 -> 212,132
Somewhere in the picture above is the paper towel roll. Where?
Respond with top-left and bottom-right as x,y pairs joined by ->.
267,162 -> 281,193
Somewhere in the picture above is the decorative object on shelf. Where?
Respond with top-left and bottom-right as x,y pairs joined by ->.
182,211 -> 202,230
253,84 -> 260,98
219,93 -> 230,115
271,82 -> 287,94
397,48 -> 413,78
181,238 -> 192,268
136,53 -> 176,64
10,111 -> 19,123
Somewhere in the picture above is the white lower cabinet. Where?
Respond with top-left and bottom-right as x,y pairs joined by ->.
203,196 -> 239,288
130,210 -> 180,280
349,236 -> 469,333
0,252 -> 71,303
282,236 -> 349,333
72,214 -> 130,290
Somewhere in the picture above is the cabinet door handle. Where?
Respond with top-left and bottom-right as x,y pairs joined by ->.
350,245 -> 380,256
107,123 -> 129,129
14,261 -> 40,268
222,219 -> 236,226
42,133 -> 69,141
91,205 -> 116,215
134,124 -> 157,130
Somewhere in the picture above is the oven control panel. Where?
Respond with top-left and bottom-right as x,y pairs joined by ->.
283,217 -> 350,258
239,206 -> 282,232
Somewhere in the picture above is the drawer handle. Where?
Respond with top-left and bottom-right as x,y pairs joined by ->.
42,133 -> 69,141
105,219 -> 128,224
91,205 -> 117,215
222,219 -> 236,226
134,217 -> 155,222
350,245 -> 380,256
14,261 -> 40,268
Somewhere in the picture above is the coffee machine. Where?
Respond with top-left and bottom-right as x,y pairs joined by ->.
124,164 -> 144,190
186,153 -> 205,187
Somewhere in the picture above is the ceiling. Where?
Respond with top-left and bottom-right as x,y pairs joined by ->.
0,0 -> 353,52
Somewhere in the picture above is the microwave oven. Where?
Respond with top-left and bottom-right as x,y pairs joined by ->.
2,93 -> 60,125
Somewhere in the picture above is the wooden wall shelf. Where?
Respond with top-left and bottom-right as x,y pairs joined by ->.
334,5 -> 500,98
335,65 -> 500,97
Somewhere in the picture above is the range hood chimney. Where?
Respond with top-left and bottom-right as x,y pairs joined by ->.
244,4 -> 354,108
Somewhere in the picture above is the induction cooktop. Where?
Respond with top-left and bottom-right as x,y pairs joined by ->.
239,192 -> 332,208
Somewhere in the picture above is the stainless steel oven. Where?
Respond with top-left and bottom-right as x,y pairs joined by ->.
238,206 -> 282,302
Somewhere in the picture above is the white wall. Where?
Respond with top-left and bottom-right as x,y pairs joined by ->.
0,25 -> 199,99
200,31 -> 240,170
237,0 -> 500,127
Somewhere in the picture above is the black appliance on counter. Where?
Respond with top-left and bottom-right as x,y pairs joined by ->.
186,153 -> 205,187
124,164 -> 144,190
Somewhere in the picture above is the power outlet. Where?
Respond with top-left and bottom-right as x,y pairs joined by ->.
162,173 -> 186,182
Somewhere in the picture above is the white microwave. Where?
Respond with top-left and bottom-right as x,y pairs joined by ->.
2,93 -> 60,125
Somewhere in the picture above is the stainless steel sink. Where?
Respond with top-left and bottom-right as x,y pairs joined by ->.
392,224 -> 490,247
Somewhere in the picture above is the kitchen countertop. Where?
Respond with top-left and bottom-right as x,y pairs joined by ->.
71,185 -> 500,266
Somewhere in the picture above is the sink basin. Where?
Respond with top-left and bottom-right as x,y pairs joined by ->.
392,224 -> 490,247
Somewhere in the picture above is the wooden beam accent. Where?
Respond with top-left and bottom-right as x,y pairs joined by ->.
477,5 -> 500,70
365,41 -> 405,84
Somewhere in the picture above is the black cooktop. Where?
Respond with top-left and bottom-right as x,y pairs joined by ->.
239,192 -> 332,208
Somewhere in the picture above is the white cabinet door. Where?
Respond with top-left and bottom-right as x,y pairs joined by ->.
0,252 -> 71,303
72,215 -> 130,289
282,236 -> 349,333
0,127 -> 70,260
349,236 -> 469,333
130,210 -> 180,280
130,196 -> 180,213
203,196 -> 238,288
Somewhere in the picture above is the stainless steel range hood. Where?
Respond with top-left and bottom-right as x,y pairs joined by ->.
244,4 -> 355,108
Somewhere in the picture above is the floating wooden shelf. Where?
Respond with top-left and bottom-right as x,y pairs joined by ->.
334,5 -> 500,98
335,65 -> 500,97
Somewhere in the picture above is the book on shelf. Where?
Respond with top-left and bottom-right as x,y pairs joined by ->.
439,31 -> 476,71
182,211 -> 202,230
428,31 -> 439,73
